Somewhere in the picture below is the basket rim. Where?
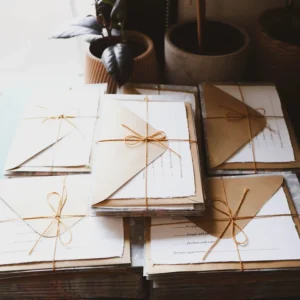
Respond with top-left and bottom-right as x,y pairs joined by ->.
257,8 -> 300,50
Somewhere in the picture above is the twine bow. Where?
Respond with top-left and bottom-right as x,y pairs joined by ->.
23,106 -> 91,174
27,177 -> 87,271
96,97 -> 197,209
122,124 -> 181,157
219,104 -> 274,133
151,176 -> 300,271
203,183 -> 250,271
39,107 -> 85,140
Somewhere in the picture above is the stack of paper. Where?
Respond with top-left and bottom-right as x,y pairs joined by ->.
4,84 -> 107,176
0,175 -> 147,298
200,83 -> 300,175
144,173 -> 300,299
91,94 -> 205,216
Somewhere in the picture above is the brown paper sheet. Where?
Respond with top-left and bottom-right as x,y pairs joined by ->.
188,176 -> 283,238
202,83 -> 300,171
93,102 -> 204,208
0,219 -> 130,273
145,176 -> 300,274
203,84 -> 267,168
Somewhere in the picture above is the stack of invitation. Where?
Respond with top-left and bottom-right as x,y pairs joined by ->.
120,83 -> 199,115
0,175 -> 147,298
200,83 -> 300,175
0,175 -> 130,273
4,84 -> 107,176
91,94 -> 205,216
145,173 -> 300,299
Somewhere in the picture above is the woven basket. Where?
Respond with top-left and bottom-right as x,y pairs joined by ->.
84,31 -> 161,93
255,8 -> 300,91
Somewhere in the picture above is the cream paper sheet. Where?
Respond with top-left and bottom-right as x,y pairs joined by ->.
98,100 -> 196,199
150,187 -> 300,264
0,175 -> 124,265
215,85 -> 295,163
6,85 -> 100,169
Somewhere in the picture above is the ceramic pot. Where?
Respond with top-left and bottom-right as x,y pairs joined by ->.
255,8 -> 300,98
164,20 -> 250,85
85,31 -> 161,93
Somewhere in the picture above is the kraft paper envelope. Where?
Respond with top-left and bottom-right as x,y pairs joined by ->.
203,83 -> 267,168
0,176 -> 91,237
92,101 -> 167,205
92,100 -> 204,208
203,83 -> 300,172
187,175 -> 284,238
4,86 -> 100,173
145,175 -> 300,274
0,176 -> 131,272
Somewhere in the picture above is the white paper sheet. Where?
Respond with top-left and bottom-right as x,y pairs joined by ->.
6,85 -> 101,168
105,93 -> 197,113
0,175 -> 124,265
108,101 -> 196,199
150,187 -> 300,264
215,85 -> 295,163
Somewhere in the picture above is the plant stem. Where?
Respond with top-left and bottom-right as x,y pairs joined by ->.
196,0 -> 206,54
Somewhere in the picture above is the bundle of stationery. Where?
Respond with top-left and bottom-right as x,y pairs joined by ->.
91,93 -> 205,216
200,83 -> 300,175
120,83 -> 201,136
120,83 -> 199,115
0,175 -> 147,299
4,84 -> 107,177
144,173 -> 300,299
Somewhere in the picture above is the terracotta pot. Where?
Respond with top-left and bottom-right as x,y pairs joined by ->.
255,8 -> 300,99
85,31 -> 161,93
165,20 -> 250,85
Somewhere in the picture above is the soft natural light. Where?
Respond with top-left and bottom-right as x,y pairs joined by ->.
0,1 -> 94,89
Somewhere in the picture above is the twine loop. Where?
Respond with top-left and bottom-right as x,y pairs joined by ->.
29,177 -> 73,270
122,124 -> 181,157
203,187 -> 250,271
42,114 -> 76,123
219,105 -> 266,123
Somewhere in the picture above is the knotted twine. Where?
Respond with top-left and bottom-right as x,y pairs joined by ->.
97,97 -> 198,209
24,106 -> 98,174
152,177 -> 300,271
206,85 -> 284,173
0,176 -> 87,271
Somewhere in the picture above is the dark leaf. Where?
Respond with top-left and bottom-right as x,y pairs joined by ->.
110,0 -> 127,27
95,0 -> 116,26
101,43 -> 133,87
51,16 -> 103,42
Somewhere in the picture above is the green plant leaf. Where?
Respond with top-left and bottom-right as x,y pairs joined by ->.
101,43 -> 133,87
51,16 -> 103,43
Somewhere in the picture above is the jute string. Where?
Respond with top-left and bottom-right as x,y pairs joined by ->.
29,176 -> 87,270
151,177 -> 300,271
206,85 -> 284,172
0,177 -> 87,271
24,106 -> 97,174
96,97 -> 197,209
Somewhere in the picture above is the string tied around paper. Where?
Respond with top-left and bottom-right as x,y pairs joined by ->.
202,179 -> 250,271
218,104 -> 274,133
28,176 -> 86,271
122,124 -> 181,157
38,106 -> 86,140
151,177 -> 300,271
96,97 -> 198,210
23,105 -> 96,174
